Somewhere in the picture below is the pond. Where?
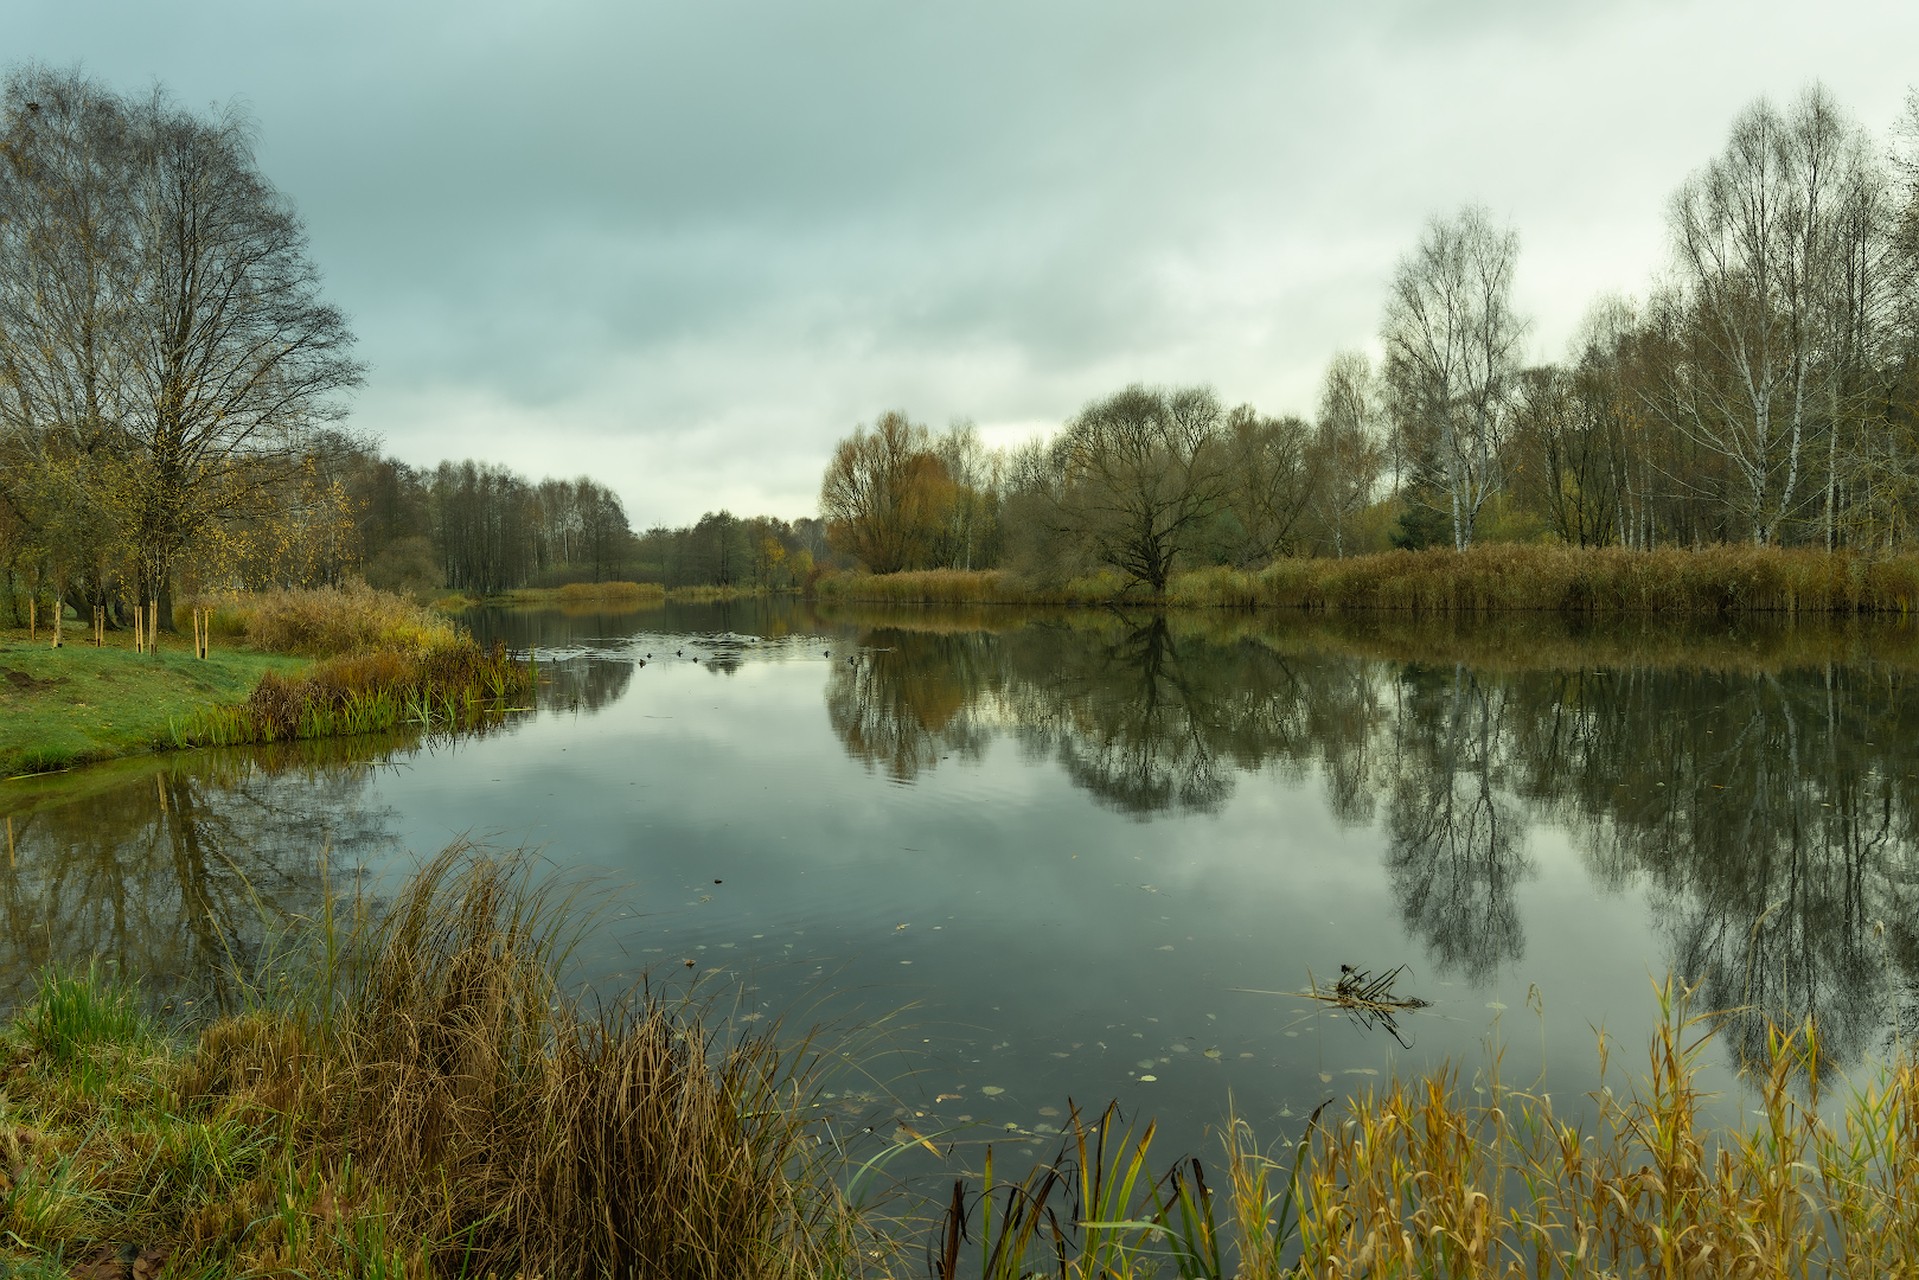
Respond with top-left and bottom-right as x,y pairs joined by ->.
5,598 -> 1918,1180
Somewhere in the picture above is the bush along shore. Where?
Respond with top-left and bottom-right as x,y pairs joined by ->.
814,545 -> 1919,616
4,848 -> 1917,1278
0,583 -> 534,775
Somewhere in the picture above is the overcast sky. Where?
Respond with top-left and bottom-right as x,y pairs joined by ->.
14,1 -> 1919,526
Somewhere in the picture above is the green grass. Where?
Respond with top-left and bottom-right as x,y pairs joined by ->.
0,628 -> 307,777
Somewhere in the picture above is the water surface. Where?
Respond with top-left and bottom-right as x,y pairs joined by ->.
6,600 -> 1917,1171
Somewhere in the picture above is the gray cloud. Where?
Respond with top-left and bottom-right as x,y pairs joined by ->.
16,0 -> 1919,523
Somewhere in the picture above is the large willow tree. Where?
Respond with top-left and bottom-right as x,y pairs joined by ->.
0,66 -> 361,622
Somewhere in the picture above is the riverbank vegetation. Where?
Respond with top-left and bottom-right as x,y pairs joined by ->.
3,850 -> 1916,1278
0,633 -> 306,777
1,584 -> 532,774
817,544 -> 1919,615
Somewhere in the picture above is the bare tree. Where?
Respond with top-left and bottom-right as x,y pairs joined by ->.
1052,384 -> 1230,593
1309,351 -> 1384,557
122,88 -> 362,615
0,69 -> 360,621
1662,85 -> 1882,545
1380,206 -> 1526,550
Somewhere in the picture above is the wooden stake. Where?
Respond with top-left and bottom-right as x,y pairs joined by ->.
148,598 -> 158,653
28,596 -> 35,640
133,605 -> 144,653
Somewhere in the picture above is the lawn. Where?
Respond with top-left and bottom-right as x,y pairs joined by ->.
0,626 -> 308,777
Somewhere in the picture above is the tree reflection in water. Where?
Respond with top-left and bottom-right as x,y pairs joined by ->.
822,609 -> 1919,1074
0,738 -> 407,1012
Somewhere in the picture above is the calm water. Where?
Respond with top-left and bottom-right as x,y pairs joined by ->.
5,600 -> 1918,1173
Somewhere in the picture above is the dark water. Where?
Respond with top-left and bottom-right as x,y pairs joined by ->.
5,599 -> 1918,1174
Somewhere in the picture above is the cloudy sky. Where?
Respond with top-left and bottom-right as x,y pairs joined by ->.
15,1 -> 1919,526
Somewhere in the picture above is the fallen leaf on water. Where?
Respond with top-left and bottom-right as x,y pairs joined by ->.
1318,1072 -> 1333,1083
895,1122 -> 941,1157
935,1092 -> 962,1102
1139,1074 -> 1158,1082
1203,1048 -> 1222,1060
980,1085 -> 1005,1096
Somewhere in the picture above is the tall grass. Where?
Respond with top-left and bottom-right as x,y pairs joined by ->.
814,568 -> 1135,606
495,580 -> 669,607
8,866 -> 1919,1276
0,847 -> 875,1279
926,982 -> 1919,1278
193,581 -> 461,655
172,641 -> 534,747
1286,980 -> 1919,1278
822,547 -> 1919,615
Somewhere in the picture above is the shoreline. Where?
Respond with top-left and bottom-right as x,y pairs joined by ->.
813,544 -> 1919,615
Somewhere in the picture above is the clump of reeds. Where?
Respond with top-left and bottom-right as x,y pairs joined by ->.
195,582 -> 461,656
1292,979 -> 1919,1278
553,579 -> 665,605
0,847 -> 874,1279
175,639 -> 534,746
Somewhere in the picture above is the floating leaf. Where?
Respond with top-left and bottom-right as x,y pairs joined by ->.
1203,1048 -> 1222,1060
1138,1074 -> 1158,1082
980,1085 -> 1005,1097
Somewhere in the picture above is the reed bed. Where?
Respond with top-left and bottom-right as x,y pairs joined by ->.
926,982 -> 1919,1279
664,583 -> 769,603
814,568 -> 1135,606
0,847 -> 874,1279
194,582 -> 462,656
172,639 -> 534,746
824,547 -> 1919,616
1243,544 -> 1919,616
495,580 -> 668,607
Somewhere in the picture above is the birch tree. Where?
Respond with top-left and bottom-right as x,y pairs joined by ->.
1380,206 -> 1525,550
1663,85 -> 1882,545
1309,351 -> 1384,557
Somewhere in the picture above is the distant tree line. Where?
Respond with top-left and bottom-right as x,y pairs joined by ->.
313,434 -> 827,596
820,83 -> 1919,587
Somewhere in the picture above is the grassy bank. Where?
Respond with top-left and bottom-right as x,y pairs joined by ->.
0,631 -> 306,777
816,546 -> 1919,615
1,584 -> 534,777
5,850 -> 1916,1278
